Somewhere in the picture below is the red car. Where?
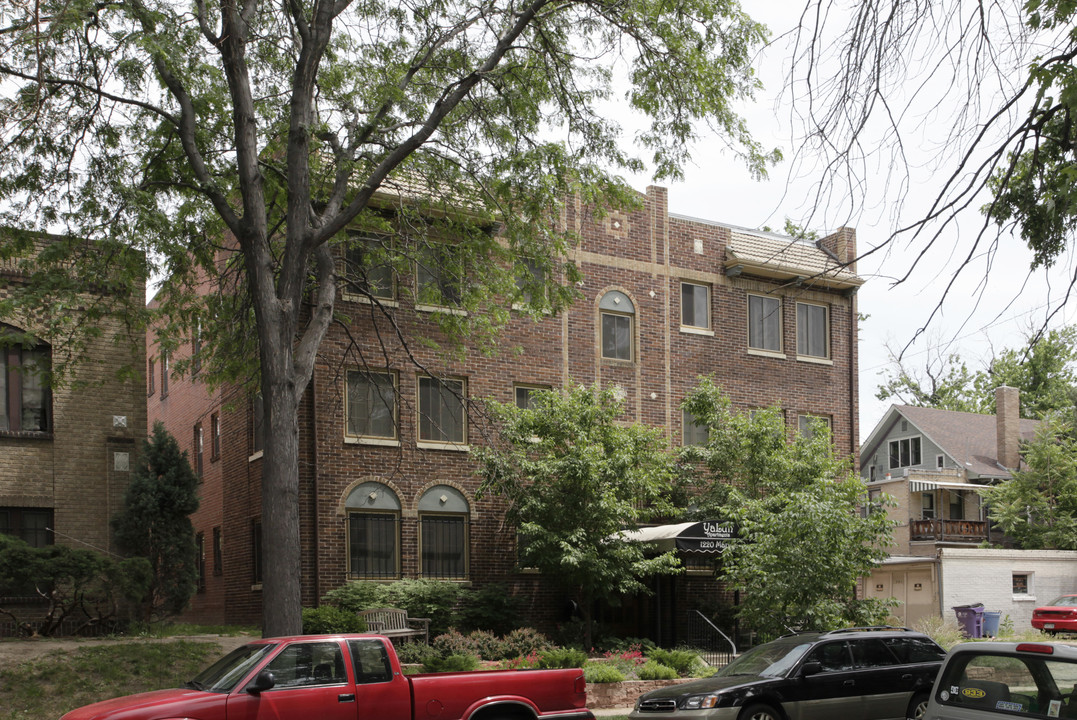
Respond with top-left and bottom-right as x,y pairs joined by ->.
61,634 -> 594,720
1032,594 -> 1077,634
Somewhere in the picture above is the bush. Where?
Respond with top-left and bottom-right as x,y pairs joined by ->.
386,580 -> 462,636
637,660 -> 679,680
301,606 -> 367,634
536,647 -> 588,669
432,629 -> 473,657
395,641 -> 440,666
647,648 -> 701,676
583,662 -> 626,683
502,627 -> 553,658
464,629 -> 508,661
321,581 -> 392,613
455,584 -> 519,635
911,615 -> 966,650
422,654 -> 480,673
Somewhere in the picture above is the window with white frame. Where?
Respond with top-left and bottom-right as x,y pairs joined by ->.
599,291 -> 634,361
889,436 -> 922,469
418,376 -> 466,444
796,302 -> 830,359
936,454 -> 945,468
0,326 -> 50,432
346,482 -> 400,579
346,370 -> 398,440
419,485 -> 469,579
747,294 -> 781,352
416,243 -> 463,307
682,408 -> 709,446
921,493 -> 935,520
680,282 -> 710,330
798,414 -> 832,441
344,233 -> 395,300
1013,572 -> 1031,596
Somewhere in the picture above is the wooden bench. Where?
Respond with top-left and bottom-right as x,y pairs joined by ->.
358,607 -> 431,644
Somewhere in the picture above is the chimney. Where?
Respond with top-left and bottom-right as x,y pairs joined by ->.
818,227 -> 857,272
995,386 -> 1020,470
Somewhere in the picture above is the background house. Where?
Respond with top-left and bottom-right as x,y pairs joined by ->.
151,185 -> 865,639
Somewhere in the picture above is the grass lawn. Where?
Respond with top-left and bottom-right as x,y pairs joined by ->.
0,640 -> 223,720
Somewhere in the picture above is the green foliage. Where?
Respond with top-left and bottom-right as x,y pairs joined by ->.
301,607 -> 368,634
911,615 -> 967,650
536,647 -> 589,669
646,648 -> 701,676
583,662 -> 627,683
421,654 -> 481,673
637,660 -> 680,680
981,415 -> 1077,549
476,385 -> 684,648
682,379 -> 896,638
111,422 -> 200,620
454,584 -> 520,635
0,534 -> 152,637
322,581 -> 393,613
501,628 -> 554,658
322,579 -> 460,635
395,641 -> 441,666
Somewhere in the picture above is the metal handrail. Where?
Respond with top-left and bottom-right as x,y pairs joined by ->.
689,609 -> 737,664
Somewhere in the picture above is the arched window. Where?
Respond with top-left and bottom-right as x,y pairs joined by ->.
346,482 -> 401,579
418,485 -> 469,579
599,291 -> 634,361
0,325 -> 51,432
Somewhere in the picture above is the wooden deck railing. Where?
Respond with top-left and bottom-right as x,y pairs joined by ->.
909,518 -> 987,541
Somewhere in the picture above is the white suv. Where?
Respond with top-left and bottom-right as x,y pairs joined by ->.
923,641 -> 1077,719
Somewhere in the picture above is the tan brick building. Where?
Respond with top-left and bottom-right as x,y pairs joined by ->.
151,185 -> 864,638
1,234 -> 146,610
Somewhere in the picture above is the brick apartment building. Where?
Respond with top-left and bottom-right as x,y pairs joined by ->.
1,234 -> 147,615
149,185 -> 864,638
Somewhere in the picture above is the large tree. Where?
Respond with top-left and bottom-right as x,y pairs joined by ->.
475,385 -> 682,649
0,0 -> 775,635
682,378 -> 895,637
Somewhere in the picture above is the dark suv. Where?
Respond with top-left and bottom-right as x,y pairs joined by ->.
629,627 -> 945,720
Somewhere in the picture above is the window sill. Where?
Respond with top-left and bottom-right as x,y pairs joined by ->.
250,583 -> 263,592
747,348 -> 786,360
345,436 -> 401,448
416,304 -> 468,316
1013,595 -> 1036,602
797,355 -> 834,366
512,303 -> 552,314
0,430 -> 53,441
680,326 -> 715,337
416,441 -> 470,452
342,291 -> 399,307
248,450 -> 263,463
601,357 -> 635,366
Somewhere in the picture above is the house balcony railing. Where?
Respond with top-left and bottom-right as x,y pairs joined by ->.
909,518 -> 987,542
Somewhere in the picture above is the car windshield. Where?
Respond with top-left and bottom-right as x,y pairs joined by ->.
1047,596 -> 1077,607
715,638 -> 815,679
188,643 -> 277,693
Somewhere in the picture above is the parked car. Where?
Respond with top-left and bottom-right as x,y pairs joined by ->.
60,634 -> 594,720
629,626 -> 945,720
922,641 -> 1077,719
1031,594 -> 1077,634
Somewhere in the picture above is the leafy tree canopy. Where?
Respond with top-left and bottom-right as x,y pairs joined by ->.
682,378 -> 895,637
475,384 -> 682,649
0,0 -> 775,636
877,326 -> 1077,420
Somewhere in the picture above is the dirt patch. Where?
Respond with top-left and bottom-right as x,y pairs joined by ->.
0,632 -> 258,670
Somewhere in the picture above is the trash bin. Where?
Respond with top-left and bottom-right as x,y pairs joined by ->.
983,611 -> 1002,637
953,603 -> 985,638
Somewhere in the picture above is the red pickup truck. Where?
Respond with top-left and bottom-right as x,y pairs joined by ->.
60,633 -> 595,720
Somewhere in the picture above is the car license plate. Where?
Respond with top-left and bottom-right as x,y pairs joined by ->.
1046,623 -> 1055,629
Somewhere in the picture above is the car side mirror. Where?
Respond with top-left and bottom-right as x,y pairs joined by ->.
248,670 -> 276,694
800,662 -> 822,677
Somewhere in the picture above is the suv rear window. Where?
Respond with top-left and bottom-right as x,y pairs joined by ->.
890,637 -> 947,664
937,650 -> 1077,716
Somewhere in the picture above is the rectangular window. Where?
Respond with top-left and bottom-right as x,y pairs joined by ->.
921,494 -> 935,520
869,465 -> 877,482
348,512 -> 399,579
747,295 -> 782,352
949,491 -> 965,520
888,437 -> 922,469
936,454 -> 944,468
514,384 -> 551,410
160,351 -> 169,398
416,244 -> 463,307
515,258 -> 546,307
0,507 -> 53,547
251,520 -> 263,585
421,514 -> 467,579
212,526 -> 222,576
195,532 -> 206,592
798,414 -> 832,441
1,344 -> 50,432
681,282 -> 710,329
346,371 -> 398,439
418,376 -> 466,444
682,409 -> 709,446
345,233 -> 395,300
148,358 -> 155,396
601,312 -> 633,361
1013,573 -> 1030,595
796,302 -> 830,359
210,413 -> 220,461
193,423 -> 203,477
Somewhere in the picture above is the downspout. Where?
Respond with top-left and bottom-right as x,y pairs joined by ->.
850,289 -> 858,461
311,371 -> 321,606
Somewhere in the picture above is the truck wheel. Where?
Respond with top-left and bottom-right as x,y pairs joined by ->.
738,703 -> 782,720
906,691 -> 929,719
